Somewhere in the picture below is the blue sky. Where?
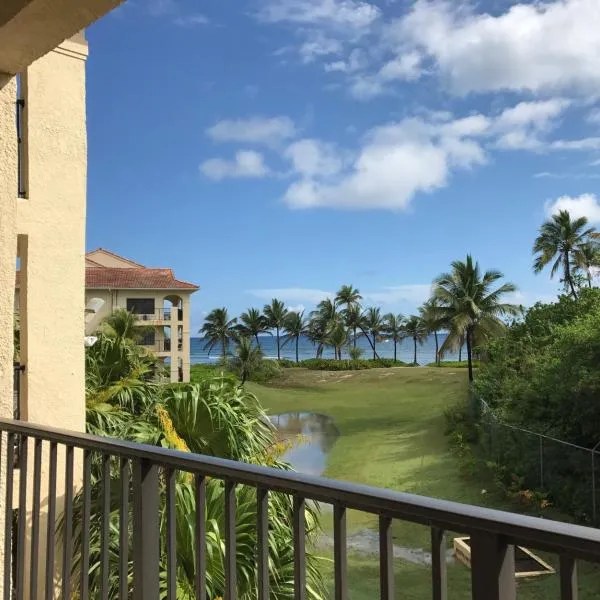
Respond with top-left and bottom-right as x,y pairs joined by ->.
86,0 -> 600,331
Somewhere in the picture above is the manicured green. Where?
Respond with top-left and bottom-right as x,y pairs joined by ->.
251,367 -> 600,599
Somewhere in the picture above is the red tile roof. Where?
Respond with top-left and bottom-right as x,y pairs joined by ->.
86,268 -> 199,290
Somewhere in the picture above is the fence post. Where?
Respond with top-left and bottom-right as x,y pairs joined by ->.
470,531 -> 516,600
132,458 -> 160,600
539,436 -> 544,490
592,449 -> 597,525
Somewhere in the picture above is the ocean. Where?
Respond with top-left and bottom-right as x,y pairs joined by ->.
191,334 -> 466,365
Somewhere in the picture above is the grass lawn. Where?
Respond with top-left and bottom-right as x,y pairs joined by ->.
249,367 -> 600,599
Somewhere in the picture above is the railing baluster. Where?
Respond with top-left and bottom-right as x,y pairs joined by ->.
379,516 -> 394,600
44,442 -> 57,600
293,495 -> 306,600
119,458 -> 130,599
431,527 -> 447,600
4,433 -> 15,600
166,468 -> 177,600
224,480 -> 237,600
195,475 -> 206,600
81,450 -> 92,600
62,445 -> 74,600
16,436 -> 28,600
101,454 -> 111,600
560,555 -> 578,600
257,487 -> 269,600
132,458 -> 160,600
334,504 -> 347,600
470,531 -> 516,600
29,438 -> 42,600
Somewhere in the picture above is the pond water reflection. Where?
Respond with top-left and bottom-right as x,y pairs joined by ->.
269,412 -> 340,476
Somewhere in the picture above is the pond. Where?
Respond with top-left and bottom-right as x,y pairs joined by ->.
269,412 -> 340,476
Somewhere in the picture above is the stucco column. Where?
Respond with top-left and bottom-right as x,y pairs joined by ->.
182,295 -> 191,382
0,72 -> 18,600
170,306 -> 178,382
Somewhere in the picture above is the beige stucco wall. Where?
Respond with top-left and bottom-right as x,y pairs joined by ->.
15,39 -> 88,598
85,250 -> 141,268
0,73 -> 18,600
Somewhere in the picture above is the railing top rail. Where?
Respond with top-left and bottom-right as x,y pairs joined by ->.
2,417 -> 600,562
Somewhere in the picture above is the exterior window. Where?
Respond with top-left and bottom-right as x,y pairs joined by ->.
140,331 -> 156,347
126,298 -> 155,318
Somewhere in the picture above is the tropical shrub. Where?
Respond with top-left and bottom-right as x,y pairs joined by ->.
282,358 -> 406,371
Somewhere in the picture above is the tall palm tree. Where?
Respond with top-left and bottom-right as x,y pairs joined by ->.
404,315 -> 427,366
264,299 -> 289,360
238,308 -> 269,348
200,308 -> 238,358
533,209 -> 597,298
335,285 -> 362,309
306,318 -> 328,358
343,303 -> 363,349
283,311 -> 307,363
335,285 -> 362,348
433,255 -> 520,382
383,313 -> 405,363
419,299 -> 444,366
363,307 -> 384,360
572,241 -> 600,289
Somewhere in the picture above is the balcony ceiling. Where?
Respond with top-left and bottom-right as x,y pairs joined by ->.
0,0 -> 123,75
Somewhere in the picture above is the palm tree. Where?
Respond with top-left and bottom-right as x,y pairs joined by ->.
230,337 -> 263,384
533,209 -> 598,298
264,299 -> 289,360
404,315 -> 427,366
326,323 -> 349,360
433,255 -> 520,382
335,285 -> 362,349
238,308 -> 269,348
100,308 -> 150,343
363,307 -> 384,360
306,318 -> 328,358
283,311 -> 307,363
419,299 -> 444,366
200,308 -> 238,358
572,241 -> 600,288
343,303 -> 364,349
383,313 -> 405,363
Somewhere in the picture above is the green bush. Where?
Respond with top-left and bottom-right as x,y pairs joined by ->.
290,358 -> 408,371
190,363 -> 232,383
249,359 -> 282,383
277,358 -> 299,368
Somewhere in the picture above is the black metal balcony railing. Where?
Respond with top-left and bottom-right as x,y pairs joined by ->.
134,309 -> 184,322
16,99 -> 26,199
1,418 -> 600,600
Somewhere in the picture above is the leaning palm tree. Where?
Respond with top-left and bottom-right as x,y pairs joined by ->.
383,313 -> 405,363
404,315 -> 427,366
200,308 -> 238,358
336,285 -> 362,348
533,209 -> 597,298
433,255 -> 520,382
419,299 -> 444,366
343,303 -> 364,349
362,307 -> 384,360
230,337 -> 264,384
264,299 -> 288,360
572,241 -> 600,289
282,311 -> 307,363
238,308 -> 269,349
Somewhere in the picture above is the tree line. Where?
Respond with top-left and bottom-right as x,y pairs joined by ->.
201,255 -> 520,382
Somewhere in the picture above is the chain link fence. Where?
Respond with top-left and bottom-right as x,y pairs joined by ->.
477,398 -> 600,525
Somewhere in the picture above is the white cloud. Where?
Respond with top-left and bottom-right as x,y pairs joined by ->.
247,288 -> 334,305
363,284 -> 432,306
258,0 -> 381,30
284,139 -> 344,177
550,137 -> 600,151
378,51 -> 422,82
173,14 -> 210,26
200,151 -> 270,180
299,34 -> 343,63
391,0 -> 600,97
587,108 -> 600,125
544,193 -> 600,223
324,49 -> 366,74
207,116 -> 297,146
